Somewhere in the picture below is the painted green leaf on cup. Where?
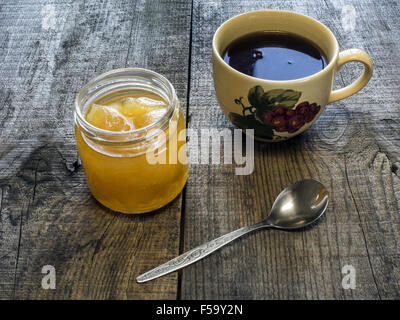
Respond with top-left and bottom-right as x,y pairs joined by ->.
262,89 -> 286,102
264,89 -> 302,109
248,85 -> 301,111
231,86 -> 305,140
247,85 -> 265,109
228,112 -> 274,140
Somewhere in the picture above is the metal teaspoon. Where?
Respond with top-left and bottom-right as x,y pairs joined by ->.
137,179 -> 329,283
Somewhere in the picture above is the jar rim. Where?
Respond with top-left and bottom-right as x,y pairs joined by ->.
74,67 -> 178,144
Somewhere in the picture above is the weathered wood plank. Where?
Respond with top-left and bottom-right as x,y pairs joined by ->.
181,0 -> 399,299
1,0 -> 399,300
0,0 -> 192,299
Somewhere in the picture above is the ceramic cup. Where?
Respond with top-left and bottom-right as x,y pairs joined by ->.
212,10 -> 373,141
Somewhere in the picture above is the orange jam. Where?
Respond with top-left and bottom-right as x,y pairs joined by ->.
74,70 -> 188,214
85,94 -> 169,131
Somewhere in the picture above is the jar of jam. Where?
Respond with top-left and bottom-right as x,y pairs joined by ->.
74,68 -> 188,213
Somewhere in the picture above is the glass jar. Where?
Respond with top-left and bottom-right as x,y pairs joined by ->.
74,68 -> 188,214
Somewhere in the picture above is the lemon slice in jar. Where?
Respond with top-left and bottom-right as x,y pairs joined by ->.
86,104 -> 134,131
118,97 -> 168,129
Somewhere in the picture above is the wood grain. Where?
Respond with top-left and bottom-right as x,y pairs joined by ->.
0,0 -> 192,299
0,0 -> 399,300
181,0 -> 400,299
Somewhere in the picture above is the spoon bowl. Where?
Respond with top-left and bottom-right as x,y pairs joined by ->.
266,179 -> 328,229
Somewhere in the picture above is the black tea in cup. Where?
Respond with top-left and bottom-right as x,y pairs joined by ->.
223,31 -> 328,81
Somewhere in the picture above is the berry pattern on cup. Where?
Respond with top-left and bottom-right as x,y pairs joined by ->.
228,86 -> 321,140
262,101 -> 321,134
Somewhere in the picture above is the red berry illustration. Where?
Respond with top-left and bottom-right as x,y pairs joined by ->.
296,101 -> 309,109
287,115 -> 305,133
233,87 -> 316,139
262,112 -> 274,124
273,106 -> 287,116
304,113 -> 314,123
285,109 -> 296,118
309,103 -> 320,115
296,102 -> 310,116
272,116 -> 287,128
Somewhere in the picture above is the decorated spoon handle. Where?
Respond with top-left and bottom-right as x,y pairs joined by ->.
136,222 -> 268,283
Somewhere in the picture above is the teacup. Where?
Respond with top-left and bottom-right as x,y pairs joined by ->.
212,10 -> 373,141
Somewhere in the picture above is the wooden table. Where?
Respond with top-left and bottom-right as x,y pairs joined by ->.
0,0 -> 399,300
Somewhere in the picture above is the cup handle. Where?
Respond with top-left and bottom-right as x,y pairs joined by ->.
328,49 -> 373,103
